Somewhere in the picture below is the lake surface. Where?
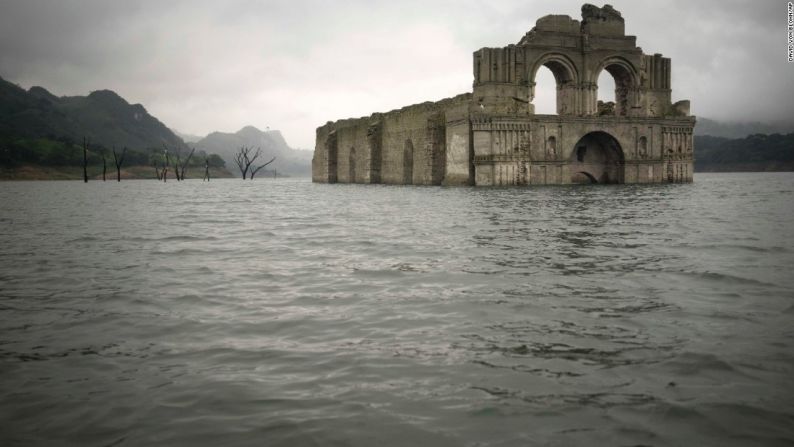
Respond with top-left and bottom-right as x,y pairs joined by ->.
1,173 -> 793,446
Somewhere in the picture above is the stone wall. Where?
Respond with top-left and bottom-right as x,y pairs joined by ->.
471,115 -> 694,186
312,94 -> 472,185
313,4 -> 695,187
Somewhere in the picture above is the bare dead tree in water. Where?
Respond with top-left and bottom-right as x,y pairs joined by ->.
234,146 -> 255,179
161,148 -> 170,182
234,150 -> 244,178
234,146 -> 275,179
183,148 -> 195,180
101,150 -> 107,181
169,145 -> 194,181
250,156 -> 276,180
112,146 -> 127,182
173,147 -> 195,180
83,137 -> 88,183
170,145 -> 181,181
203,157 -> 210,182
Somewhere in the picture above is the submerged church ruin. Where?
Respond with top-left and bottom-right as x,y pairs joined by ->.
312,4 -> 695,186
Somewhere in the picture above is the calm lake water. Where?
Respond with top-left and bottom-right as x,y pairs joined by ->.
1,173 -> 793,446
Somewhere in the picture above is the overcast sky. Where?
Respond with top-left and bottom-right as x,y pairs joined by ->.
0,0 -> 791,148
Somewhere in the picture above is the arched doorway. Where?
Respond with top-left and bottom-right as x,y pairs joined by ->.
569,131 -> 625,184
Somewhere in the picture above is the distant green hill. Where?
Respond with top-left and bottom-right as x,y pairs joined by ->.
694,133 -> 794,172
695,118 -> 794,139
0,76 -> 231,178
0,76 -> 186,150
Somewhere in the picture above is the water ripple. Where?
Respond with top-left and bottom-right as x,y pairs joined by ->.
0,174 -> 793,446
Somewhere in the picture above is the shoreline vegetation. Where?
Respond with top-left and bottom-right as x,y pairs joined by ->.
693,133 -> 794,173
2,162 -> 793,181
0,77 -> 241,182
3,76 -> 791,181
0,164 -> 234,181
0,136 -> 234,181
2,131 -> 792,181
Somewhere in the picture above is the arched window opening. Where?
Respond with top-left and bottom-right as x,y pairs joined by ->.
596,63 -> 634,116
596,70 -> 616,115
531,57 -> 576,115
533,66 -> 557,115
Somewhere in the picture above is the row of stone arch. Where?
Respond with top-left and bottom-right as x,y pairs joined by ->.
531,53 -> 640,88
529,53 -> 639,116
329,139 -> 416,184
338,131 -> 653,185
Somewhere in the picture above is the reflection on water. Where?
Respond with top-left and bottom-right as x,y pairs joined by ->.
1,173 -> 793,446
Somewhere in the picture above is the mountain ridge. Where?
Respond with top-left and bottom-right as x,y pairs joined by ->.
0,76 -> 187,151
695,117 -> 794,139
193,126 -> 311,177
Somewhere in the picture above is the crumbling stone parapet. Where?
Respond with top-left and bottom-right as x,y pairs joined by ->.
313,4 -> 694,185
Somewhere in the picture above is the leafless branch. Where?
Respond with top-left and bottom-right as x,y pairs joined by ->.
112,146 -> 127,182
250,156 -> 276,179
172,146 -> 182,181
234,146 -> 263,179
179,148 -> 195,180
234,147 -> 248,179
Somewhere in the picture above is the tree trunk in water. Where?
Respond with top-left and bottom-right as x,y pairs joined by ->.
180,148 -> 195,181
83,137 -> 88,183
172,150 -> 181,181
113,147 -> 126,182
163,151 -> 169,182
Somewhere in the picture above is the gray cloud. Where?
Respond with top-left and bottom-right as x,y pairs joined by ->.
1,0 -> 792,148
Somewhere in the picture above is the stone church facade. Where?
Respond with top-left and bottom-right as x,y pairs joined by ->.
312,4 -> 695,186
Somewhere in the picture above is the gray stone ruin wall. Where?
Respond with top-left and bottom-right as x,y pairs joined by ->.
313,94 -> 472,185
313,3 -> 695,186
471,116 -> 694,186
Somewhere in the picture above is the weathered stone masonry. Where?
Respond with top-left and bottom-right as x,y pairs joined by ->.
313,4 -> 695,186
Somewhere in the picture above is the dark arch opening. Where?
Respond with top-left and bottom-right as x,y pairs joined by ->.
569,131 -> 625,184
572,171 -> 598,184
